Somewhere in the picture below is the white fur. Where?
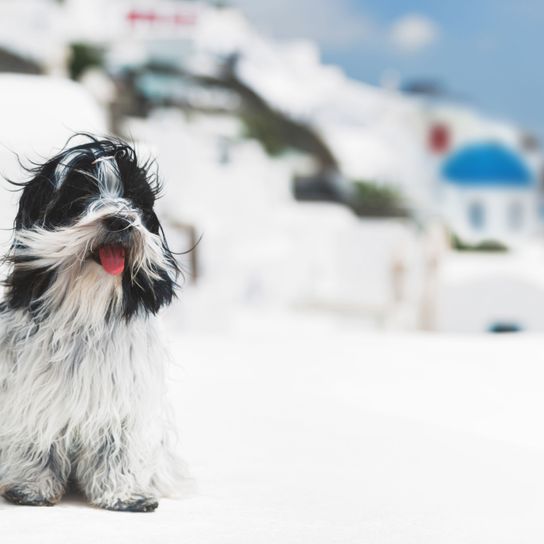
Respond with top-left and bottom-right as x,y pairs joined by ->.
0,204 -> 182,508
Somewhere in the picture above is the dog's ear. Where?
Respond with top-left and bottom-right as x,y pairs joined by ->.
14,163 -> 57,230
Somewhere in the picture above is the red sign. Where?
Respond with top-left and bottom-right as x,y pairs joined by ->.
126,9 -> 197,27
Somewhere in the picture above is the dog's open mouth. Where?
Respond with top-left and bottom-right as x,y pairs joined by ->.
97,245 -> 125,276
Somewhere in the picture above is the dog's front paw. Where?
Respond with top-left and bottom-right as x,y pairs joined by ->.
3,485 -> 61,507
98,495 -> 159,513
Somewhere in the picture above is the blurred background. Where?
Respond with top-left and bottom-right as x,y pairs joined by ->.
6,3 -> 544,541
1,0 -> 544,335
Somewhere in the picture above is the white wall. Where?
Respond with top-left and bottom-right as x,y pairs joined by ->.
436,251 -> 544,333
439,184 -> 539,245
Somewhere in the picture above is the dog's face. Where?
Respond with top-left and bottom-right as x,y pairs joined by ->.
5,137 -> 177,321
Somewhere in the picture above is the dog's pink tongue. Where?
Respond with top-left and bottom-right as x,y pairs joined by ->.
98,245 -> 125,276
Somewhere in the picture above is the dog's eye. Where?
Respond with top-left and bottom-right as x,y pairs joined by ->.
141,210 -> 160,234
44,196 -> 90,227
43,175 -> 97,227
126,190 -> 155,212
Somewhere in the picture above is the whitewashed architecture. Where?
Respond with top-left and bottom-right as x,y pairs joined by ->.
436,249 -> 544,333
437,142 -> 539,245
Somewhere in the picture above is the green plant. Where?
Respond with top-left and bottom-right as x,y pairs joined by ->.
350,180 -> 409,218
68,43 -> 104,81
240,111 -> 288,156
451,233 -> 508,252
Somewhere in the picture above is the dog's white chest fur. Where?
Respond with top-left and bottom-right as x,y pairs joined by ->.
0,299 -> 178,507
0,303 -> 164,430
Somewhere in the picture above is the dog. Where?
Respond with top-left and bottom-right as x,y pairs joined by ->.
0,135 -> 182,512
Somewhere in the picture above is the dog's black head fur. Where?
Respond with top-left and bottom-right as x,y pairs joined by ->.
5,135 -> 178,320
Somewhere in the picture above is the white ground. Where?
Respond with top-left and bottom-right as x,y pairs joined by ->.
3,319 -> 544,543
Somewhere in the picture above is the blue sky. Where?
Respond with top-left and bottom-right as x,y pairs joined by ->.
231,0 -> 544,139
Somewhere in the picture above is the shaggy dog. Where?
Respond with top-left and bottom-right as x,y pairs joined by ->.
0,136 -> 181,512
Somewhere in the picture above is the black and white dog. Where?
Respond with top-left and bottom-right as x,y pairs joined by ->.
0,136 -> 182,512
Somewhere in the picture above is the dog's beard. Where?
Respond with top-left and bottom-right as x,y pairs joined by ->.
5,201 -> 177,324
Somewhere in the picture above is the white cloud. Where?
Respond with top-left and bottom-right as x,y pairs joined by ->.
389,14 -> 439,53
228,0 -> 372,49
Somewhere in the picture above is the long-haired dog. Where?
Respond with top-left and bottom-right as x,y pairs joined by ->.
0,135 -> 182,512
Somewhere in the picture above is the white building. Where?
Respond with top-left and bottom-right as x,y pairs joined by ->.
436,142 -> 540,245
0,74 -> 107,228
436,248 -> 544,333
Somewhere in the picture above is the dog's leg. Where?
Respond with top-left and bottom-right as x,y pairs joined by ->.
75,430 -> 158,512
1,442 -> 69,506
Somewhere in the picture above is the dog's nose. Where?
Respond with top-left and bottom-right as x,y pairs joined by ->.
104,216 -> 132,232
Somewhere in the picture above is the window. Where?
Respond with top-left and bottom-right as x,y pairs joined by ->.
468,201 -> 485,230
508,201 -> 523,230
488,322 -> 523,333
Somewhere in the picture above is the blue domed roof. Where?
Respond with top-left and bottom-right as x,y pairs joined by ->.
441,143 -> 533,187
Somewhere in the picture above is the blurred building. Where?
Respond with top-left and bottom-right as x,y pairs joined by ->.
436,248 -> 544,333
1,0 -> 544,333
438,143 -> 539,245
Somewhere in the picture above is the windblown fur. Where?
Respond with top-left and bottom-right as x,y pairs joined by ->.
0,136 -> 182,512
